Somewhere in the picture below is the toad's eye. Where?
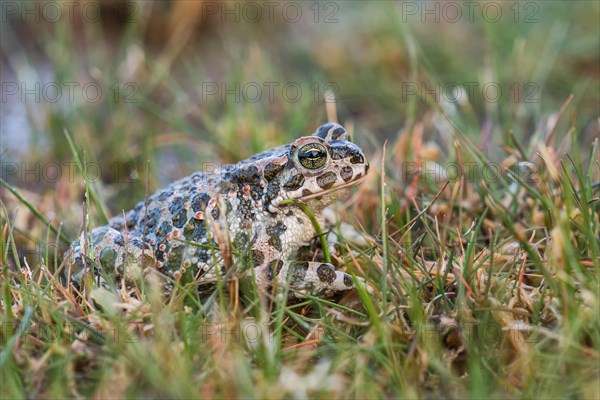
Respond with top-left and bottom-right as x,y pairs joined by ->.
297,143 -> 328,170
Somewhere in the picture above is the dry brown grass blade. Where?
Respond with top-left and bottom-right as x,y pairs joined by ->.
546,94 -> 574,147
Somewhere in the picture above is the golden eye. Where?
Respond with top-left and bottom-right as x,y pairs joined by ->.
297,143 -> 328,170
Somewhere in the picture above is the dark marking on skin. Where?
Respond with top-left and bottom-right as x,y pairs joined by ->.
155,245 -> 166,262
350,152 -> 364,164
99,248 -> 117,269
192,193 -> 211,212
183,220 -> 195,236
267,222 -> 287,252
236,198 -> 254,223
142,209 -> 159,230
331,127 -> 346,140
189,219 -> 207,242
302,188 -> 312,197
315,123 -> 334,139
167,246 -> 184,268
296,217 -> 304,224
328,142 -> 352,160
317,264 -> 336,283
264,163 -> 285,182
340,166 -> 354,182
113,235 -> 125,247
250,188 -> 262,202
146,218 -> 156,228
169,196 -> 188,229
126,214 -> 137,229
264,179 -> 281,206
288,261 -> 309,284
316,172 -> 337,189
220,182 -> 236,195
157,190 -> 174,202
237,165 -> 261,185
265,259 -> 284,280
233,232 -> 249,251
197,282 -> 215,295
178,182 -> 191,192
284,173 -> 305,191
196,245 -> 210,263
129,237 -> 146,249
246,165 -> 261,180
253,250 -> 265,268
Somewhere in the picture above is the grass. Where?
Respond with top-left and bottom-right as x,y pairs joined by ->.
1,1 -> 599,398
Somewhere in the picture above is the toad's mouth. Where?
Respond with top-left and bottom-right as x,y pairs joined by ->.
298,175 -> 367,202
266,172 -> 368,214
